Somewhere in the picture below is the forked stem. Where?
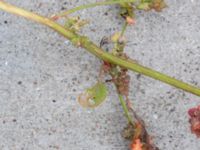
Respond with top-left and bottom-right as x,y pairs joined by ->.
0,1 -> 200,97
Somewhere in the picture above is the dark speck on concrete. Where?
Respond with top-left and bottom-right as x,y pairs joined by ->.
61,7 -> 65,11
104,12 -> 108,16
136,74 -> 141,79
18,81 -> 22,85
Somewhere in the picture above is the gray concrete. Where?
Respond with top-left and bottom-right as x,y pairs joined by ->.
0,0 -> 200,149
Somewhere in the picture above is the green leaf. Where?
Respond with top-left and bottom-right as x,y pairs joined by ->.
78,82 -> 108,108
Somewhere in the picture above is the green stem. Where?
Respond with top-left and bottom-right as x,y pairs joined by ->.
56,0 -> 135,17
1,1 -> 200,97
120,22 -> 128,37
118,94 -> 134,124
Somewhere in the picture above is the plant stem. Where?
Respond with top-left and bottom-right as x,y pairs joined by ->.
118,94 -> 134,124
56,0 -> 135,17
120,22 -> 128,37
1,1 -> 200,97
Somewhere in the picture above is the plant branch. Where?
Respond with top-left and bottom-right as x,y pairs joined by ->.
118,94 -> 134,124
1,1 -> 200,97
55,0 -> 135,17
120,22 -> 128,37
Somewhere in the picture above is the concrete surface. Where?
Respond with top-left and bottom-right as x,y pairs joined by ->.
0,0 -> 200,150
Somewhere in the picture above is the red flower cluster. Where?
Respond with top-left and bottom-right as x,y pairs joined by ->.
115,68 -> 130,97
131,139 -> 142,150
102,60 -> 130,97
188,105 -> 200,138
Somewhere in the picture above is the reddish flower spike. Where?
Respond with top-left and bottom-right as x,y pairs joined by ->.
131,139 -> 143,150
188,105 -> 200,138
188,108 -> 197,118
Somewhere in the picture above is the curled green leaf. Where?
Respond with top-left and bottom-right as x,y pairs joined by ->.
78,82 -> 108,108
